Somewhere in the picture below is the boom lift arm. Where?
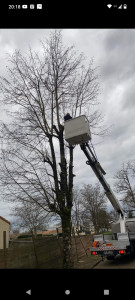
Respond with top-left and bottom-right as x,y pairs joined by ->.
80,142 -> 125,218
64,114 -> 125,232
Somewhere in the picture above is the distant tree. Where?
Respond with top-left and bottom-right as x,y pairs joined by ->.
97,209 -> 111,232
10,224 -> 20,235
114,161 -> 135,210
127,210 -> 134,218
108,209 -> 119,223
80,183 -> 108,233
11,202 -> 50,237
71,189 -> 83,231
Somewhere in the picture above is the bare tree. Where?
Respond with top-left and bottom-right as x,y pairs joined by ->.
11,202 -> 50,237
71,189 -> 83,231
0,30 -> 105,268
97,209 -> 111,232
108,209 -> 119,223
114,161 -> 135,210
80,183 -> 107,233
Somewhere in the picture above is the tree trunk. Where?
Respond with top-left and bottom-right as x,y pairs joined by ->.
61,214 -> 74,269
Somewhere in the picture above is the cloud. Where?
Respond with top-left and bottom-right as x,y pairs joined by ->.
0,29 -> 50,52
102,29 -> 135,85
0,29 -> 135,220
0,29 -> 51,77
121,77 -> 135,110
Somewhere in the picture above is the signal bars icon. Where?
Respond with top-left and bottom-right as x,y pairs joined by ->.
107,3 -> 127,9
107,4 -> 112,8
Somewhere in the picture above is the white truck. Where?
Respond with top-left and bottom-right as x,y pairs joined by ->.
64,115 -> 135,260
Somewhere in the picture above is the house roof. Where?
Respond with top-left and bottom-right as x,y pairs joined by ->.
37,229 -> 62,235
0,216 -> 10,225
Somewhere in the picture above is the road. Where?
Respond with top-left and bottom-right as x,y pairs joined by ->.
94,254 -> 135,269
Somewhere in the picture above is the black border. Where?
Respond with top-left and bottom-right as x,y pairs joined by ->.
0,0 -> 135,298
0,268 -> 135,298
0,0 -> 134,28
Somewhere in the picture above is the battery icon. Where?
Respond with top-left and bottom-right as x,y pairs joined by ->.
37,4 -> 42,9
22,4 -> 28,8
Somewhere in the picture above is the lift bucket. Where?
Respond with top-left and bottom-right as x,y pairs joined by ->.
64,115 -> 91,145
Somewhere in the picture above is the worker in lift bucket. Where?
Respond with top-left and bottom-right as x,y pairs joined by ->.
64,113 -> 72,121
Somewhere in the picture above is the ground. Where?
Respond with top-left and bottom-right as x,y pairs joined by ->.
94,253 -> 135,269
0,235 -> 135,269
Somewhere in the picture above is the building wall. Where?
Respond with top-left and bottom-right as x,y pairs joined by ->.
0,219 -> 10,249
72,224 -> 95,235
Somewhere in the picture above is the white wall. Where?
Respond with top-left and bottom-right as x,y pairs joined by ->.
0,219 -> 10,249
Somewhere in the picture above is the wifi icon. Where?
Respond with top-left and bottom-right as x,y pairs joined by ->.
107,4 -> 112,8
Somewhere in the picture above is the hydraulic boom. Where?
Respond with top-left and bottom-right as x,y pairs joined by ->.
64,114 -> 125,232
80,143 -> 125,218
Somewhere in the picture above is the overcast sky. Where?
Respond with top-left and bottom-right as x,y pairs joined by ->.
0,29 -> 135,224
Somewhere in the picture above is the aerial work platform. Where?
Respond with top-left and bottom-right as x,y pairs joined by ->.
64,115 -> 91,146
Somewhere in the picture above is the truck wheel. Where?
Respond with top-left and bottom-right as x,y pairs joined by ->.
107,256 -> 114,260
130,252 -> 135,258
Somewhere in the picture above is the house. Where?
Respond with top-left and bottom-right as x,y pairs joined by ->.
37,228 -> 62,236
72,223 -> 95,236
89,222 -> 95,234
0,216 -> 10,249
